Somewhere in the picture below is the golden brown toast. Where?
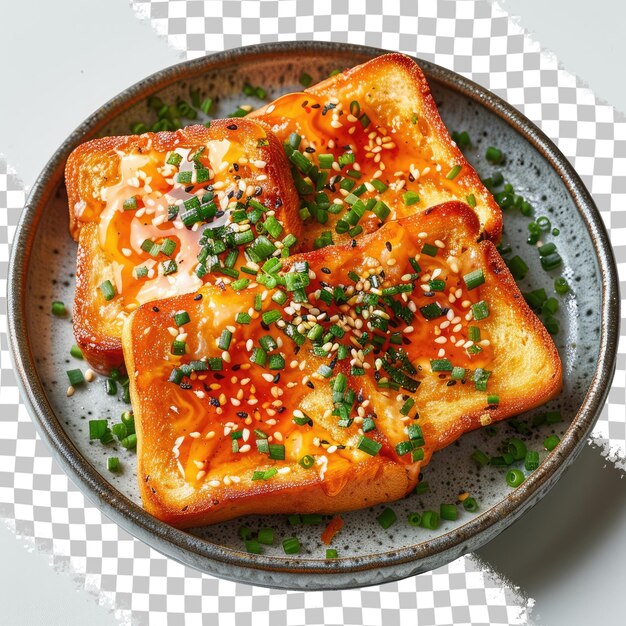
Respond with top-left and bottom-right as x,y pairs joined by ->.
66,120 -> 301,373
122,202 -> 560,528
251,53 -> 502,249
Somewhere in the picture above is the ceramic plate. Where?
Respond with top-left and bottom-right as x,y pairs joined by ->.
8,42 -> 619,590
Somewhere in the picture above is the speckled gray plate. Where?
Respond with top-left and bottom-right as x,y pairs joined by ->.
8,42 -> 619,590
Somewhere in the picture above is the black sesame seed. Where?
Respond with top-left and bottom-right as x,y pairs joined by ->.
227,124 -> 238,130
152,306 -> 160,312
321,267 -> 331,274
193,294 -> 203,301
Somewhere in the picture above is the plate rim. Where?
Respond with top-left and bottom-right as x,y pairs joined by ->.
7,40 -> 620,586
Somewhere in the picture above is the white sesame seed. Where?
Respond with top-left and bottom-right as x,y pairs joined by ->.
189,432 -> 201,438
239,444 -> 251,453
66,386 -> 75,397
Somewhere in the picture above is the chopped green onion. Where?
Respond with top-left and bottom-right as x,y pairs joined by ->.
51,301 -> 67,317
421,243 -> 438,257
171,340 -> 186,356
268,354 -> 285,370
485,146 -> 503,164
326,549 -> 338,559
507,255 -> 529,280
487,395 -> 500,405
554,277 -> 570,295
282,537 -> 301,555
231,278 -> 250,291
99,280 -> 115,301
420,510 -> 440,530
257,528 -> 274,545
402,191 -> 420,206
525,450 -> 540,471
506,469 -> 525,487
451,366 -> 466,380
245,539 -> 262,554
466,194 -> 477,208
507,438 -> 527,461
123,195 -> 138,211
218,329 -> 232,350
67,369 -> 84,386
431,359 -> 453,372
121,434 -> 137,450
463,497 -> 479,512
377,507 -> 397,529
463,269 -> 485,290
299,454 -> 315,469
166,152 -> 182,167
107,457 -> 120,472
544,435 -> 560,451
471,300 -> 489,320
440,503 -> 458,521
420,303 -> 444,320
446,165 -> 462,180
89,419 -> 108,440
407,512 -> 422,527
162,260 -> 178,275
471,449 -> 490,467
105,378 -> 117,396
70,344 -> 84,359
541,252 -> 563,271
173,311 -> 190,326
356,435 -> 382,456
268,444 -> 285,460
415,481 -> 429,495
261,309 -> 281,325
236,312 -> 251,324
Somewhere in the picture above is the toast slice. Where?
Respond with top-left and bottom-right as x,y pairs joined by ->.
122,202 -> 560,528
251,53 -> 501,249
66,120 -> 301,373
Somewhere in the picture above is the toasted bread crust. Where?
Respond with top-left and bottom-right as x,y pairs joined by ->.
66,120 -> 301,373
253,52 -> 502,243
123,201 -> 560,527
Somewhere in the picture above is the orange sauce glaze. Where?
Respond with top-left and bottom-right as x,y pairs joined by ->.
260,91 -> 475,250
133,216 -> 492,490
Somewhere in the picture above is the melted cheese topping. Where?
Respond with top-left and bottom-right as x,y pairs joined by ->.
84,138 -> 277,325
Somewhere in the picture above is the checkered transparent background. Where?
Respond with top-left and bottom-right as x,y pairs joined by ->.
1,0 -> 624,623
